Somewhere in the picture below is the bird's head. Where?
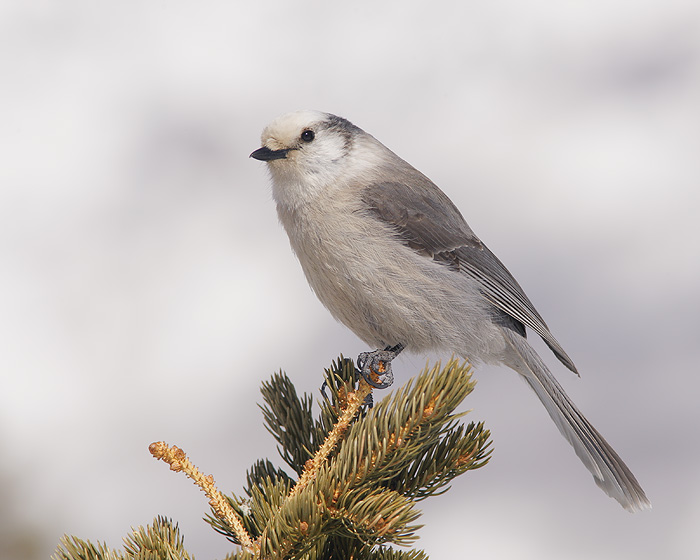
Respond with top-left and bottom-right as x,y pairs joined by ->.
251,110 -> 376,208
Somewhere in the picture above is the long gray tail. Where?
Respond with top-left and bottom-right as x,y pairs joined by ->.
501,328 -> 651,512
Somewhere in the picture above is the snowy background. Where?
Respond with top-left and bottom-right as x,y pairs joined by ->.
2,1 -> 699,559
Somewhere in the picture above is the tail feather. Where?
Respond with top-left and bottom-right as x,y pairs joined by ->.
502,328 -> 651,512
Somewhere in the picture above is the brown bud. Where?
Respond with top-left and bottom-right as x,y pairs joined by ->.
149,442 -> 167,459
173,447 -> 186,461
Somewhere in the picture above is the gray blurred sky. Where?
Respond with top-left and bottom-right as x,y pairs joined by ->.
1,1 -> 699,559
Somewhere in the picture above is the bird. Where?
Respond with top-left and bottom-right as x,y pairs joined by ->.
250,109 -> 651,512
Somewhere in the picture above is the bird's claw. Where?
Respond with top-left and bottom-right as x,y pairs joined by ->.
357,348 -> 399,389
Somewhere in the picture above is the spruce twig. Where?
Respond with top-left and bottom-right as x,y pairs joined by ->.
53,516 -> 191,560
148,442 -> 259,555
287,377 -> 373,500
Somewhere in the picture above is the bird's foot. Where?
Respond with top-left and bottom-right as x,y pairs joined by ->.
356,344 -> 405,389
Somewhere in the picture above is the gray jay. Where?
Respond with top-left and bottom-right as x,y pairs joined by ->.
250,110 -> 650,512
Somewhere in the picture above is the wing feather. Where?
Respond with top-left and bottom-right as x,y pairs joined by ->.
362,180 -> 578,374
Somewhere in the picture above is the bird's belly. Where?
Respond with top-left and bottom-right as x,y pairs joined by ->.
294,232 -> 503,359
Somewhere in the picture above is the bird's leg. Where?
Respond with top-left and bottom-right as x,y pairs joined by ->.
357,343 -> 405,389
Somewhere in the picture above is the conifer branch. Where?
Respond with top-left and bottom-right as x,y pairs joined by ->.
53,516 -> 191,560
148,442 -> 259,555
57,357 -> 492,560
287,377 -> 373,500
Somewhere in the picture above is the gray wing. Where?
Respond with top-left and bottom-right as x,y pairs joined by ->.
362,180 -> 578,375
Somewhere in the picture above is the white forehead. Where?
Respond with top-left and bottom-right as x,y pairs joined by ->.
261,110 -> 329,143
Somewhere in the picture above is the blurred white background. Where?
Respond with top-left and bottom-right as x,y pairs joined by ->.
1,1 -> 699,559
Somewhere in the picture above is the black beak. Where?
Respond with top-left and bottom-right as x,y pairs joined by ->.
250,146 -> 290,161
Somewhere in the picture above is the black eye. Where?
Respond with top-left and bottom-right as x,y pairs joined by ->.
300,129 -> 315,142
